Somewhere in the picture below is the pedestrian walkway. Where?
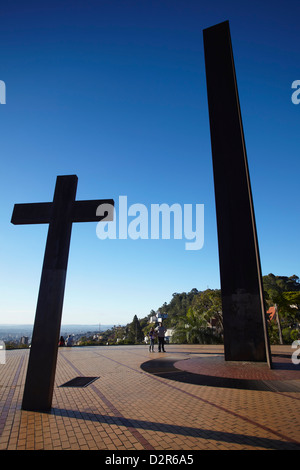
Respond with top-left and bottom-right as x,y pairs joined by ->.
0,344 -> 300,450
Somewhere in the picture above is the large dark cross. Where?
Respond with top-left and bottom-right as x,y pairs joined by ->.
11,175 -> 114,411
203,21 -> 271,366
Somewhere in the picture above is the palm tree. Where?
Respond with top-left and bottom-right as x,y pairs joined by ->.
173,289 -> 223,344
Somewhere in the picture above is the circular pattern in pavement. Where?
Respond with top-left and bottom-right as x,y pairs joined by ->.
140,352 -> 300,393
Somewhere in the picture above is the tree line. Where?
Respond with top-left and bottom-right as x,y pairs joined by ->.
78,273 -> 299,346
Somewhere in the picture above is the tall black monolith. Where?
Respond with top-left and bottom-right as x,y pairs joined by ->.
203,21 -> 271,366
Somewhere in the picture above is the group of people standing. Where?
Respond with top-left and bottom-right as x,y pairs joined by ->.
58,335 -> 73,347
148,324 -> 166,353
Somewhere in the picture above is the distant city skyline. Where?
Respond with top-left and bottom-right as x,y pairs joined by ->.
0,324 -> 116,343
1,1 -> 299,326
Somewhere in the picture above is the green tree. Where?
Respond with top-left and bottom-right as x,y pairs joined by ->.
263,274 -> 300,303
192,289 -> 223,332
263,274 -> 300,344
157,289 -> 199,329
127,315 -> 144,343
173,289 -> 223,344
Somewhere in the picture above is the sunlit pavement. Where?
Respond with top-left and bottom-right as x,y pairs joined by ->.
1,344 -> 300,450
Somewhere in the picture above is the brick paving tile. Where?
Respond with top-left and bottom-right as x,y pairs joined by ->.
0,344 -> 300,452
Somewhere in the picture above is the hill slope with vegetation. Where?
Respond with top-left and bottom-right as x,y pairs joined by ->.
79,273 -> 299,347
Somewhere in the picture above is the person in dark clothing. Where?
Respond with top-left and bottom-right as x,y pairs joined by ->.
156,324 -> 166,352
149,327 -> 156,352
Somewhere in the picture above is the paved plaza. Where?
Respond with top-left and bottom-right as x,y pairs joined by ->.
0,343 -> 300,451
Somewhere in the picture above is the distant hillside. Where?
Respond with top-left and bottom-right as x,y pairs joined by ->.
0,324 -> 115,340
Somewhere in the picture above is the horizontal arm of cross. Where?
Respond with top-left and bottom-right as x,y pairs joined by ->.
11,199 -> 114,225
11,203 -> 52,225
72,199 -> 114,223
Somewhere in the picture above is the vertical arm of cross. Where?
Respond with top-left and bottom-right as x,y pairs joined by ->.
21,175 -> 78,411
12,175 -> 114,411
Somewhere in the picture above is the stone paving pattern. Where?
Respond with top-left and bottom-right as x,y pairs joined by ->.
0,344 -> 300,450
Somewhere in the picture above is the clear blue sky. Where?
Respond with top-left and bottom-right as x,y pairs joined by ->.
0,0 -> 299,326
